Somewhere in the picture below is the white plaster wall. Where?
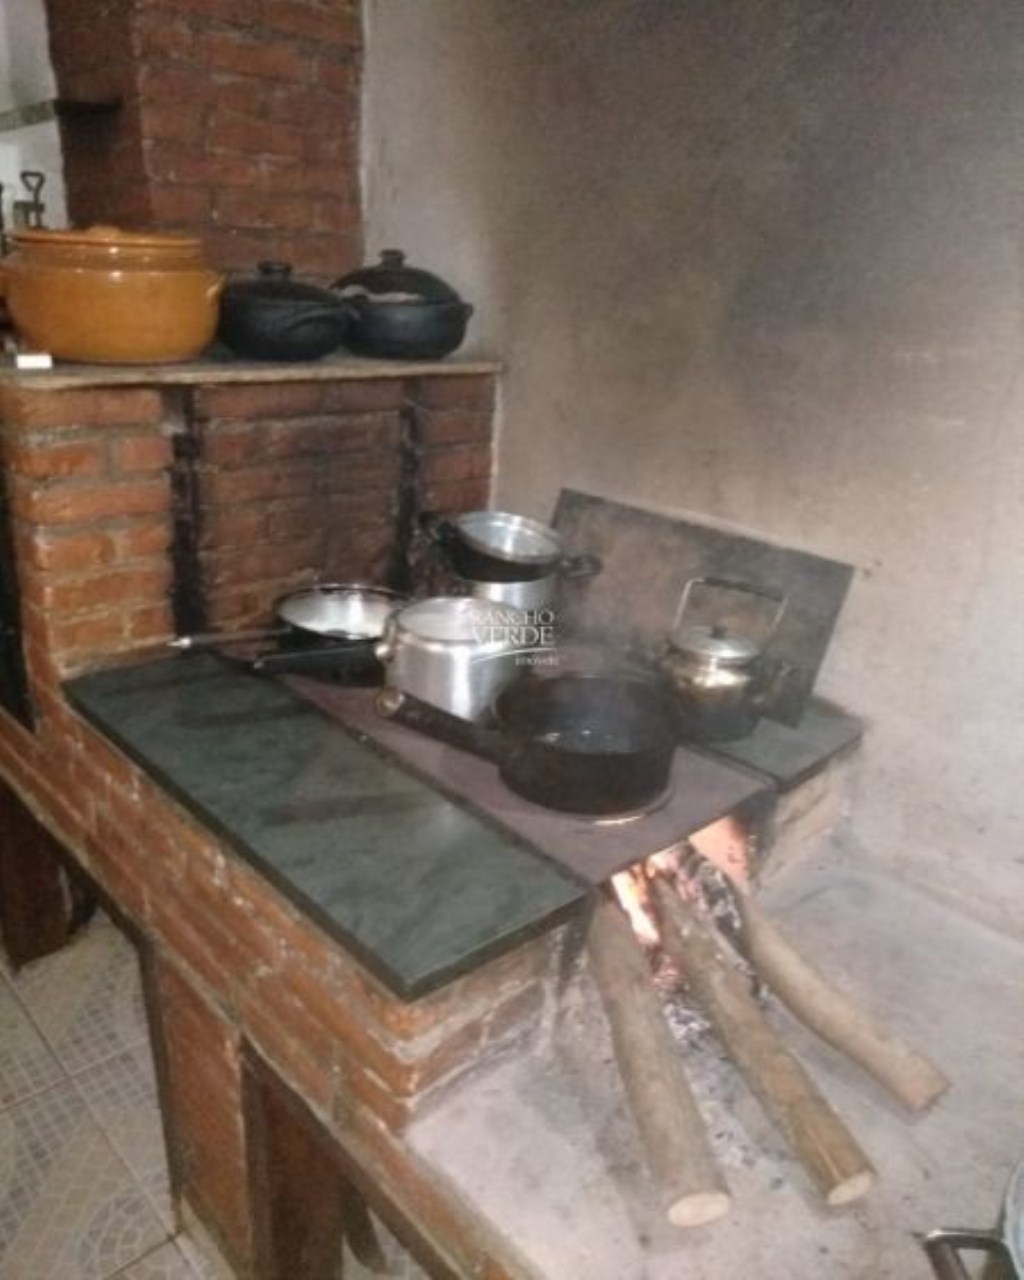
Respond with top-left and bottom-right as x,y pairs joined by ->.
0,0 -> 57,109
0,0 -> 66,228
363,1 -> 1024,934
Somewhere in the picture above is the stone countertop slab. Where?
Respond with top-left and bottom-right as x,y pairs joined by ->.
64,655 -> 585,1000
0,352 -> 501,392
698,697 -> 863,790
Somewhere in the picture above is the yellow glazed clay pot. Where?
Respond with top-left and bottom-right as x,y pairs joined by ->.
1,226 -> 224,364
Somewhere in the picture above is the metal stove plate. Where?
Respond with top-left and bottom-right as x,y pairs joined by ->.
286,680 -> 773,885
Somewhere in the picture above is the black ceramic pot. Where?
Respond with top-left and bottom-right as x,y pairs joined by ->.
332,250 -> 473,360
218,261 -> 352,361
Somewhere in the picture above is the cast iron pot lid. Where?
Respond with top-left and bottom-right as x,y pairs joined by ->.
333,250 -> 462,303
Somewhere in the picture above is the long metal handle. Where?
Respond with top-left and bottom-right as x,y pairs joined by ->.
922,1229 -> 1013,1280
169,626 -> 291,650
673,576 -> 788,644
376,689 -> 503,761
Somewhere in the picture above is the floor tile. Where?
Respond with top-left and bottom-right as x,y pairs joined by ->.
74,1042 -> 176,1231
174,1216 -> 237,1280
0,983 -> 63,1111
0,1079 -> 169,1279
112,1240 -> 200,1279
13,915 -> 149,1076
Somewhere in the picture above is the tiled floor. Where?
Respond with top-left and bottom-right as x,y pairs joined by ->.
0,914 -> 226,1280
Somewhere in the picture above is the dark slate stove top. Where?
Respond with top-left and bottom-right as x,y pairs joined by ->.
286,680 -> 772,885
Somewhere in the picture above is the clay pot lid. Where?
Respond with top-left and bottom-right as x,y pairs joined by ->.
12,225 -> 204,251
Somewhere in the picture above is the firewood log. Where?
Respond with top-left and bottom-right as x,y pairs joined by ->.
651,879 -> 876,1207
587,894 -> 731,1226
734,893 -> 949,1114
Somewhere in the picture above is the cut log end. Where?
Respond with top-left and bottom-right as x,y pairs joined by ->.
734,893 -> 951,1115
667,1190 -> 732,1228
825,1169 -> 876,1207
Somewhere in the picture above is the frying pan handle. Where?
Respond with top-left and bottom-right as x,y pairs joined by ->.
170,626 -> 291,650
376,689 -> 502,762
922,1229 -> 1012,1280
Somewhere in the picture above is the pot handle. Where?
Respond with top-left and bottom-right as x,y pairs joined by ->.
376,689 -> 503,762
922,1229 -> 1013,1280
673,576 -> 788,644
420,514 -> 460,547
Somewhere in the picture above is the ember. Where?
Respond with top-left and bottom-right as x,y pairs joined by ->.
610,814 -> 753,952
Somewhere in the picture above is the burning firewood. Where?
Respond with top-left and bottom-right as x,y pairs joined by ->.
587,893 -> 732,1227
732,893 -> 950,1114
651,878 -> 877,1208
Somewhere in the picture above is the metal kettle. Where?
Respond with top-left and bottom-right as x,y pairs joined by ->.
659,577 -> 788,743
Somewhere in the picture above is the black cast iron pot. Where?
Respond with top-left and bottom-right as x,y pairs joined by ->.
332,250 -> 473,360
218,261 -> 353,361
379,672 -> 677,815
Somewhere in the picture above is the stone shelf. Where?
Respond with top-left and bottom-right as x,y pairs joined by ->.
0,351 -> 502,392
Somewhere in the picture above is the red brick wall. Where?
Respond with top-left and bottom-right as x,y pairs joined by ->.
193,375 -> 494,629
43,0 -> 362,277
0,373 -> 494,662
0,386 -> 175,676
0,371 -> 551,1278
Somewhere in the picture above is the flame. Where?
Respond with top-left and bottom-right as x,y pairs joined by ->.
611,868 -> 659,946
610,815 -> 751,945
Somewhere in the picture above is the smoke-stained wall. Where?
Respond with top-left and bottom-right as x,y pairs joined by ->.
363,0 -> 1024,933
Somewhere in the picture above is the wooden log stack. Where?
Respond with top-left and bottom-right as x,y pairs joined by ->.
585,855 -> 950,1225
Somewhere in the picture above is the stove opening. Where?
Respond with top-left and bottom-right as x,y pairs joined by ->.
611,814 -> 753,951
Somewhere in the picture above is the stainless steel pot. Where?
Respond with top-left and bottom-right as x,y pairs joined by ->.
431,510 -> 604,583
924,1162 -> 1024,1279
374,596 -> 522,721
659,577 -> 788,743
451,573 -> 557,610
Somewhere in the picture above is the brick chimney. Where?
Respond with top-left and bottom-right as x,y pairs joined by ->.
42,0 -> 362,278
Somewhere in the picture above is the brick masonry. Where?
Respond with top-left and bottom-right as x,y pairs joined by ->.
43,0 -> 362,277
0,370 -> 549,1277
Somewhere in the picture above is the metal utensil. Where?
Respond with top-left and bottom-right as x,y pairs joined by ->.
14,171 -> 46,230
660,576 -> 789,743
924,1161 -> 1023,1279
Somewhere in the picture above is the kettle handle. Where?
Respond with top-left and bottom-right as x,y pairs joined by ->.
673,576 -> 788,645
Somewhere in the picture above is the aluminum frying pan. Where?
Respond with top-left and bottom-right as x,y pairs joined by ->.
171,584 -> 408,651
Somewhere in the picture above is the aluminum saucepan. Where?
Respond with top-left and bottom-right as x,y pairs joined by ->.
378,672 -> 678,815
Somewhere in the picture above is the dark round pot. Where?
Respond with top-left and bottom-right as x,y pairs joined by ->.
343,298 -> 473,360
218,261 -> 352,361
332,250 -> 473,361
